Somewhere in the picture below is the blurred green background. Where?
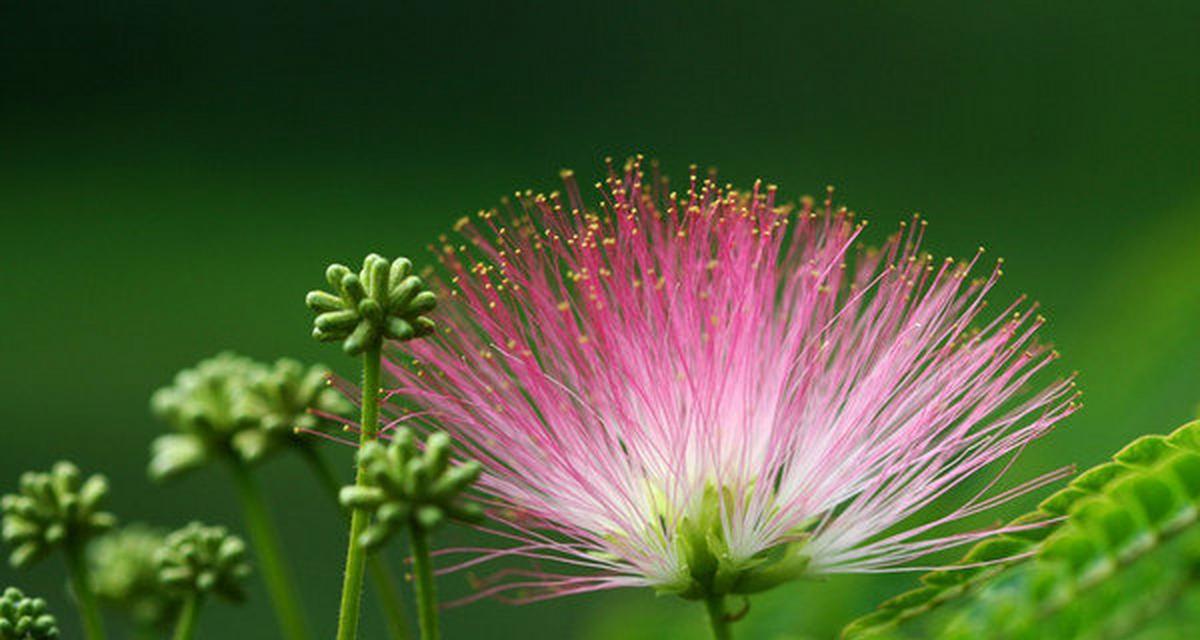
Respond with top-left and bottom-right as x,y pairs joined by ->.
3,1 -> 1199,638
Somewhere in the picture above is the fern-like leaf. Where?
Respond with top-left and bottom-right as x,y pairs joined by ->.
843,419 -> 1200,639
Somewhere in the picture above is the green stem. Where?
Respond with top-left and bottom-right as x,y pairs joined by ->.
171,594 -> 200,640
367,557 -> 412,640
64,540 -> 107,640
303,447 -> 412,640
408,525 -> 439,640
228,462 -> 312,640
704,594 -> 733,640
336,344 -> 382,640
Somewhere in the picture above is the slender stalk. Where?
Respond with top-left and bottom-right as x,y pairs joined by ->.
228,461 -> 312,640
704,594 -> 733,640
367,557 -> 412,640
64,540 -> 107,640
336,344 -> 382,640
408,525 -> 439,640
171,595 -> 200,640
303,447 -> 412,640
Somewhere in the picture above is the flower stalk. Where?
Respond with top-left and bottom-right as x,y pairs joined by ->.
301,448 -> 411,640
227,462 -> 310,640
171,595 -> 199,640
335,344 -> 382,640
65,540 -> 107,640
704,595 -> 732,640
407,526 -> 438,640
307,253 -> 439,640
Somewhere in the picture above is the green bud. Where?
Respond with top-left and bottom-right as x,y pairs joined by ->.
0,586 -> 59,640
306,254 -> 438,356
345,428 -> 483,551
338,486 -> 385,509
150,353 -> 351,475
155,523 -> 250,603
1,462 -> 116,569
89,525 -> 181,630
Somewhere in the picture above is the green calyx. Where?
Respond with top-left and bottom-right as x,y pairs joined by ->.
339,429 -> 483,550
149,353 -> 348,479
1,462 -> 116,569
306,254 -> 437,356
0,587 -> 59,640
89,525 -> 181,630
156,523 -> 251,603
658,485 -> 812,601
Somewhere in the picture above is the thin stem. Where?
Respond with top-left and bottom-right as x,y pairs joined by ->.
408,525 -> 439,640
367,557 -> 412,640
64,540 -> 107,640
336,343 -> 382,640
303,447 -> 412,640
704,594 -> 733,640
171,594 -> 200,640
228,461 -> 312,640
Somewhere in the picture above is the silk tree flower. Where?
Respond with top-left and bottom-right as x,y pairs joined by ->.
382,160 -> 1080,612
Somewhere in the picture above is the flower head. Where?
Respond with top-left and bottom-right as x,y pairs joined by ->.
239,358 -> 352,458
149,353 -> 347,479
306,254 -> 438,355
339,429 -> 483,550
385,160 -> 1079,603
156,522 -> 251,602
0,587 -> 58,640
1,462 -> 116,569
89,525 -> 181,629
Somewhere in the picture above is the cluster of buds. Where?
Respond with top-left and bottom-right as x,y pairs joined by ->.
89,525 -> 181,630
307,254 -> 437,355
0,587 -> 58,640
340,429 -> 483,549
149,352 -> 347,479
1,462 -> 115,569
156,523 -> 251,603
241,358 -> 350,451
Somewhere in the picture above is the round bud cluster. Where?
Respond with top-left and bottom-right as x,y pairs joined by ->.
0,588 -> 58,640
149,352 -> 262,479
149,353 -> 348,479
1,462 -> 116,569
156,523 -> 251,603
307,254 -> 437,355
239,358 -> 351,457
339,429 -> 483,549
89,525 -> 180,629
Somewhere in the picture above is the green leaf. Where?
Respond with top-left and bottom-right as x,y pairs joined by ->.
842,420 -> 1200,640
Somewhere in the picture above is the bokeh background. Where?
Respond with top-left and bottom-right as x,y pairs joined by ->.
3,2 -> 1199,638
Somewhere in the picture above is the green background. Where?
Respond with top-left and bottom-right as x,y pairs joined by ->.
3,2 -> 1199,638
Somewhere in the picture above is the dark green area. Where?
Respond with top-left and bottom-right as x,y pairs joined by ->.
2,1 -> 1198,638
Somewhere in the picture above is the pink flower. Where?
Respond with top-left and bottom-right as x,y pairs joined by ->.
382,159 -> 1079,605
